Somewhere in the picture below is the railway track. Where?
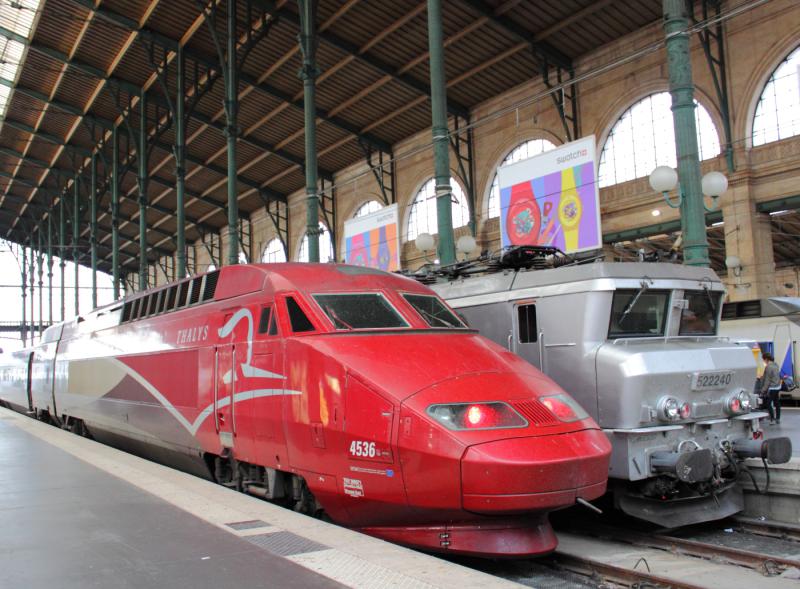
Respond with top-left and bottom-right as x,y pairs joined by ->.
563,520 -> 800,577
732,516 -> 800,543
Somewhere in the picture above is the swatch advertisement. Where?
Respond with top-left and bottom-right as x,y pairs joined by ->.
496,135 -> 601,254
343,203 -> 400,272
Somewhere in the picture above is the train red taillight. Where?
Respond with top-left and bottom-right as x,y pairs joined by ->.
427,402 -> 527,431
539,394 -> 589,423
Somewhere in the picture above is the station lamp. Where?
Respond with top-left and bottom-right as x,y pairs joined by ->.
648,166 -> 728,212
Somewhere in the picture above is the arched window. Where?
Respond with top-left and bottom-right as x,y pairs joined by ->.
753,46 -> 800,146
261,238 -> 286,263
354,200 -> 383,218
598,92 -> 720,187
487,139 -> 557,219
407,177 -> 469,241
238,250 -> 249,265
298,222 -> 334,262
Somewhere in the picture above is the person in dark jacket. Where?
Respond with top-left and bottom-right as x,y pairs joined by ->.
761,352 -> 782,425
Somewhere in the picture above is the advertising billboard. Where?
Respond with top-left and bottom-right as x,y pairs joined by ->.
343,203 -> 400,271
496,135 -> 601,253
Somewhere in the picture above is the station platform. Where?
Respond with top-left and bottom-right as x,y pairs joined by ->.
0,407 -> 518,589
762,407 -> 800,456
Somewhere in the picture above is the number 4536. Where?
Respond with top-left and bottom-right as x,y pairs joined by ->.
349,440 -> 377,458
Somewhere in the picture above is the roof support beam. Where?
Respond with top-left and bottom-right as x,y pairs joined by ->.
457,0 -> 572,70
255,0 -> 471,119
68,0 -> 392,154
7,35 -> 330,180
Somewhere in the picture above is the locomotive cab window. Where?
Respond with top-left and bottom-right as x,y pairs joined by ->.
286,297 -> 315,333
313,293 -> 408,330
679,290 -> 722,336
403,294 -> 466,328
258,306 -> 272,334
609,289 -> 670,338
517,304 -> 537,343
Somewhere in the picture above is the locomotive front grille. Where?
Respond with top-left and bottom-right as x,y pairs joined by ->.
513,400 -> 560,427
692,402 -> 724,418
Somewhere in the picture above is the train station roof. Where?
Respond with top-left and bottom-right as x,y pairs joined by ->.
0,0 -> 671,273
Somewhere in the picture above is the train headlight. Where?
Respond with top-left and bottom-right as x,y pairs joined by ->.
725,390 -> 751,415
539,394 -> 590,423
679,402 -> 692,420
657,396 -> 681,422
426,402 -> 527,431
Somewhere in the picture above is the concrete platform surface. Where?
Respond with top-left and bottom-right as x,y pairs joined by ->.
763,407 -> 800,456
0,407 -> 520,589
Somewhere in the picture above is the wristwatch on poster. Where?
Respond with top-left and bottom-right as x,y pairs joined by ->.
558,194 -> 582,250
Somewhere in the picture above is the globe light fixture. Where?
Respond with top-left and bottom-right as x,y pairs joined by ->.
415,232 -> 435,252
648,166 -> 728,212
456,235 -> 477,260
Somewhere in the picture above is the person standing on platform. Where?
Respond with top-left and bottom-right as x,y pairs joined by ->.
761,352 -> 782,425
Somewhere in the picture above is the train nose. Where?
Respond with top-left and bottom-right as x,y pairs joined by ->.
461,429 -> 611,514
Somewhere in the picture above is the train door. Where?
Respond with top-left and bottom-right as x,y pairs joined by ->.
512,301 -> 545,372
250,304 -> 288,465
214,340 -> 236,449
25,351 -> 34,413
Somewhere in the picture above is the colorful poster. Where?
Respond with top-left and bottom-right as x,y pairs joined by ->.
344,203 -> 400,271
496,135 -> 601,254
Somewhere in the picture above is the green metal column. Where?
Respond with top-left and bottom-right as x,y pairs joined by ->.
138,91 -> 149,289
111,126 -> 120,299
225,0 -> 239,266
90,153 -> 98,308
47,214 -> 53,325
426,0 -> 455,265
73,177 -> 80,316
37,228 -> 43,333
59,193 -> 65,321
28,238 -> 34,338
175,46 -> 187,278
298,0 -> 319,262
21,243 -> 27,346
663,0 -> 709,267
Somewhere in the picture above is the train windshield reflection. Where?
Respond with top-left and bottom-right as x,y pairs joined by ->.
609,289 -> 670,338
679,290 -> 721,335
313,293 -> 409,330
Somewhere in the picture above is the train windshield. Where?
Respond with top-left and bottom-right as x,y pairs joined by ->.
679,290 -> 721,335
608,289 -> 670,338
403,294 -> 466,328
313,293 -> 409,330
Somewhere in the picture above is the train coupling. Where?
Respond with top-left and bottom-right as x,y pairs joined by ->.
650,448 -> 713,483
732,437 -> 792,464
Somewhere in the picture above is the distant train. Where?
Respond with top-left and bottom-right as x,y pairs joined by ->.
720,297 -> 799,401
0,262 -> 611,557
427,247 -> 792,527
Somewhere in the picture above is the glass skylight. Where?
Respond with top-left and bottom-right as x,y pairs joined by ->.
0,0 -> 42,122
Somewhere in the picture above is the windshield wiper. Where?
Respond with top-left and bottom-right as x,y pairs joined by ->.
618,281 -> 649,326
326,306 -> 353,330
417,306 -> 458,328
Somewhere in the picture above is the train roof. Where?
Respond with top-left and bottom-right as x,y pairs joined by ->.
433,261 -> 724,303
51,263 -> 433,336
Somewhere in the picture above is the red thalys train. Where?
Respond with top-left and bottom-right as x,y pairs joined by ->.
0,263 -> 611,557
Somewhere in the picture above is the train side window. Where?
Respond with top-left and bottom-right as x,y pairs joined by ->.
268,311 -> 278,335
258,306 -> 272,334
286,297 -> 315,333
517,304 -> 537,343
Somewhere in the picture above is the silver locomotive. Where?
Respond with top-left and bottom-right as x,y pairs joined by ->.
426,247 -> 792,527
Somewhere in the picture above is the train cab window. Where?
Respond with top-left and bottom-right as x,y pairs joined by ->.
258,306 -> 274,335
402,294 -> 466,328
517,304 -> 537,343
679,290 -> 722,335
609,289 -> 670,338
286,297 -> 315,333
313,293 -> 408,330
